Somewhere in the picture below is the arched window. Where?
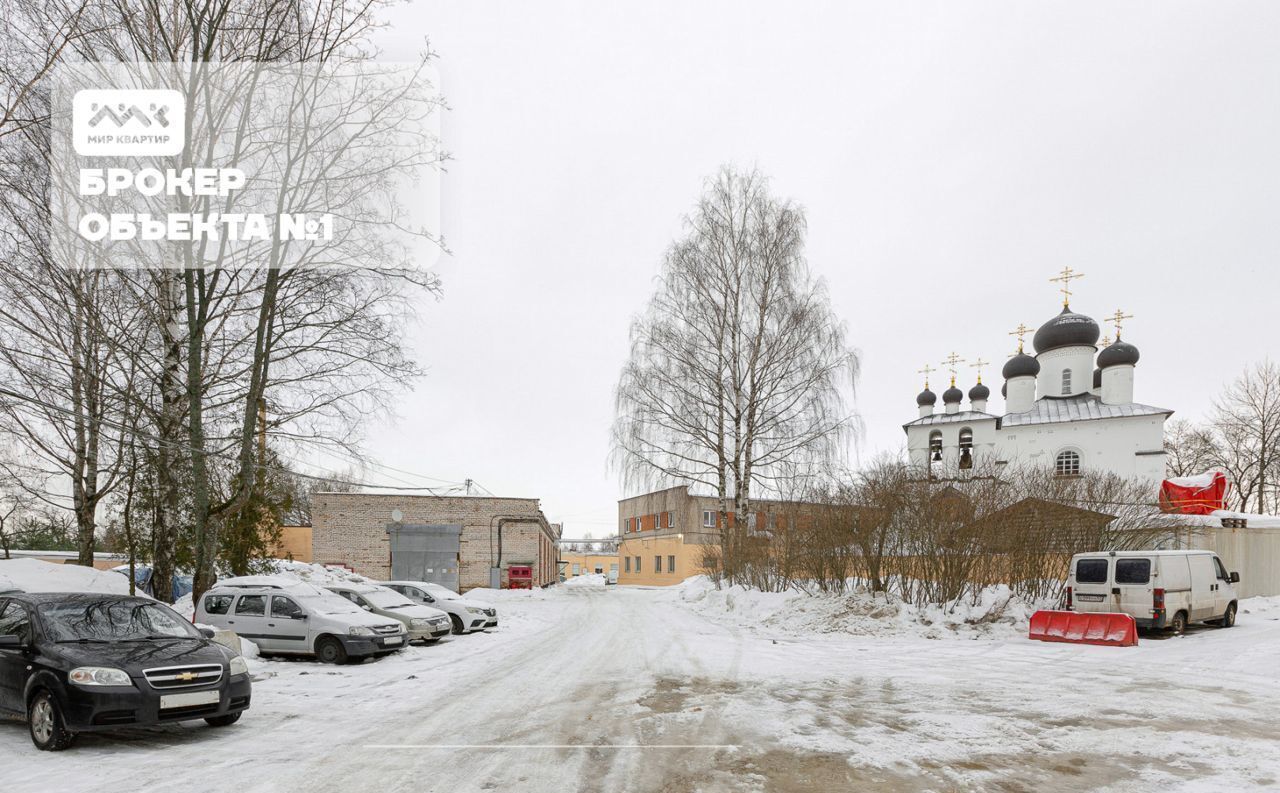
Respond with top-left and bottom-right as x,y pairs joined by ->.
1055,449 -> 1081,477
958,427 -> 974,470
1061,369 -> 1072,395
928,430 -> 943,474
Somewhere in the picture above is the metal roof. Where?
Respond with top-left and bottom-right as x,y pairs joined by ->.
903,410 -> 999,429
1000,394 -> 1172,427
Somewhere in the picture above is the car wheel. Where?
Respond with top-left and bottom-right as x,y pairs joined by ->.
1169,611 -> 1187,636
1221,602 -> 1237,628
205,712 -> 242,728
449,614 -> 464,635
28,690 -> 75,751
316,635 -> 348,664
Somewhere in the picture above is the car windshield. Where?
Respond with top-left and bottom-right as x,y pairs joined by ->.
363,588 -> 415,608
425,584 -> 460,600
292,589 -> 361,614
39,599 -> 201,642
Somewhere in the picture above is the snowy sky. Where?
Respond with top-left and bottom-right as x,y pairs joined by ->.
356,1 -> 1280,537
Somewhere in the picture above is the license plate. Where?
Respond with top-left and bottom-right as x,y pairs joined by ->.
160,690 -> 220,709
1076,594 -> 1105,602
383,636 -> 403,646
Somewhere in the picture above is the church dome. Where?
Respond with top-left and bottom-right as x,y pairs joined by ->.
1033,307 -> 1100,353
1002,352 -> 1040,379
942,385 -> 964,404
916,388 -> 937,407
1097,339 -> 1140,368
968,382 -> 990,401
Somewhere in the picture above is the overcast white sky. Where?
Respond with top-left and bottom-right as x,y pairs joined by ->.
354,2 -> 1280,537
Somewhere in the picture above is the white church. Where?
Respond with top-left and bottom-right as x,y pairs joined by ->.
904,272 -> 1171,488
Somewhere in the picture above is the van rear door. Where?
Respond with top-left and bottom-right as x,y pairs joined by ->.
1114,557 -> 1154,618
1072,556 -> 1111,612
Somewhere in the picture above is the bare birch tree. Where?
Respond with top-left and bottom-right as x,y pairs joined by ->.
612,167 -> 859,582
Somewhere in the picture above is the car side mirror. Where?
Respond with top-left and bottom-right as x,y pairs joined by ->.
198,627 -> 216,639
1230,571 -> 1240,583
0,635 -> 23,649
361,605 -> 371,611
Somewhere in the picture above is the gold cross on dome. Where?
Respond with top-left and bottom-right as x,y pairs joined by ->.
1100,335 -> 1111,348
1050,266 -> 1084,307
941,352 -> 965,386
1008,323 -> 1033,352
1105,308 -> 1134,339
971,357 -> 989,384
917,363 -> 936,389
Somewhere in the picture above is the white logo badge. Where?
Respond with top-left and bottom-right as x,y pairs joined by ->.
73,89 -> 185,157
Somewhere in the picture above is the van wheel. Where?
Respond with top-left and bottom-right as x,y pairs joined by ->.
316,636 -> 348,664
1221,602 -> 1237,628
450,615 -> 465,635
28,690 -> 76,751
1169,611 -> 1187,636
205,712 -> 242,728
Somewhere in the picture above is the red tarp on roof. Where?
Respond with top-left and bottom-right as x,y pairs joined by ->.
1160,471 -> 1230,515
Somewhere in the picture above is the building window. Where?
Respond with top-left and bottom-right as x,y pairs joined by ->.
667,555 -> 676,573
654,555 -> 662,573
624,557 -> 631,573
928,430 -> 943,470
958,428 -> 973,470
572,563 -> 580,575
664,512 -> 674,529
1061,369 -> 1072,395
702,510 -> 715,528
1055,449 -> 1081,477
634,556 -> 642,573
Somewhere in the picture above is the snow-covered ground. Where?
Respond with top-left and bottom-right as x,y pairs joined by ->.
4,574 -> 1280,792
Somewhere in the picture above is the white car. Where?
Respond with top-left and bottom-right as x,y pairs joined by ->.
379,581 -> 497,633
1068,550 -> 1240,634
195,576 -> 407,664
322,582 -> 452,643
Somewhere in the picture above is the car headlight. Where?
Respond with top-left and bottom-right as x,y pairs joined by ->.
466,606 -> 485,615
69,667 -> 132,687
411,618 -> 430,627
229,656 -> 249,677
348,626 -> 374,636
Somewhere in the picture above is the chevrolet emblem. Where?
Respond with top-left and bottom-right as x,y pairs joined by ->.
176,672 -> 197,682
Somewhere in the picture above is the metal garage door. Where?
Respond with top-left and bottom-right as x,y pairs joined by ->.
386,523 -> 462,591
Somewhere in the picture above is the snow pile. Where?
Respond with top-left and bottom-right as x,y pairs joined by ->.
0,558 -> 138,597
257,560 -> 372,585
564,573 -> 607,588
463,585 -> 549,602
1239,594 -> 1280,618
677,576 -> 1044,640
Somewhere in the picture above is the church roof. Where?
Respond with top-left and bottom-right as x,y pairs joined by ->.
903,410 -> 999,429
1001,393 -> 1172,427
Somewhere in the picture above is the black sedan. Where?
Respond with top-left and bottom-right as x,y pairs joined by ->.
0,592 -> 251,750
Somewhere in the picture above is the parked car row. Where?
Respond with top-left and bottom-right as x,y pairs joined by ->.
193,577 -> 499,665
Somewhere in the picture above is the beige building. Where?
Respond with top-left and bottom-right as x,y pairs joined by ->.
559,551 -> 619,581
617,485 -> 808,586
311,493 -> 561,592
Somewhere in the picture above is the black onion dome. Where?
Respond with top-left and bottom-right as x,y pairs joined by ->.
916,388 -> 937,407
942,385 -> 964,404
1033,306 -> 1100,353
1002,352 -> 1041,379
968,382 -> 990,401
1092,368 -> 1102,388
1097,339 -> 1140,368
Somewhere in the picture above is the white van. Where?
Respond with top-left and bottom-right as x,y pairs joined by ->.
195,576 -> 407,664
1067,550 -> 1240,634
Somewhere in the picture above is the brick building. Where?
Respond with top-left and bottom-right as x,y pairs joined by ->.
311,493 -> 561,592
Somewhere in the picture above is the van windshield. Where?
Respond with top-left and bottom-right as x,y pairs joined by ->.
1115,558 -> 1151,585
1075,558 -> 1109,584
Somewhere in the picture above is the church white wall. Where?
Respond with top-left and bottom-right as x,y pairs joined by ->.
906,418 -> 998,471
1036,346 -> 1096,398
1101,364 -> 1135,405
1005,376 -> 1036,413
993,414 -> 1167,490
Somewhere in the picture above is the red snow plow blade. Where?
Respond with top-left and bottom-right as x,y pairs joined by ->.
1028,610 -> 1138,647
